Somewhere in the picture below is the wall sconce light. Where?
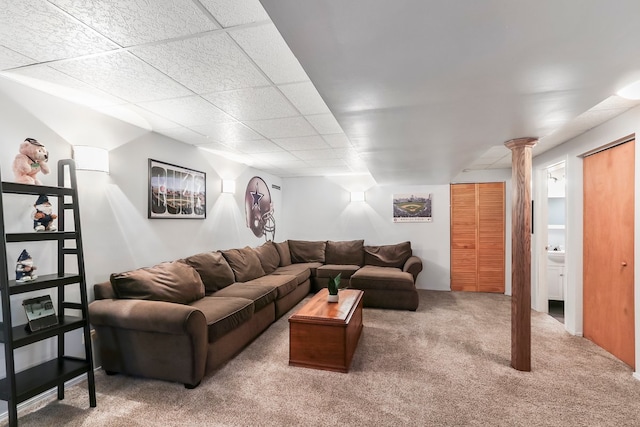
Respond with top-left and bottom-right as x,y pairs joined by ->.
351,191 -> 365,202
72,145 -> 109,173
222,180 -> 236,194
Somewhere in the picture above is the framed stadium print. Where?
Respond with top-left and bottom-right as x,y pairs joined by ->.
148,159 -> 206,219
393,193 -> 432,222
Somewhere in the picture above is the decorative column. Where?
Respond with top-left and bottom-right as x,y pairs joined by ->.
504,137 -> 537,372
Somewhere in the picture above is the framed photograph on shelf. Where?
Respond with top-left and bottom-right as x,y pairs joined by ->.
148,159 -> 206,219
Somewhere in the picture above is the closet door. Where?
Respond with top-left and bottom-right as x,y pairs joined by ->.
451,183 -> 505,293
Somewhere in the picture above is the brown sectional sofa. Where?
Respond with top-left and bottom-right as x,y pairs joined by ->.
88,240 -> 422,388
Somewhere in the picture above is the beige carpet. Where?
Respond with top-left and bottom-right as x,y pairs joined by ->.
8,290 -> 640,426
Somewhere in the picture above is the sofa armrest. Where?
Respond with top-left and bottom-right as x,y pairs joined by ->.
89,299 -> 205,335
403,256 -> 423,282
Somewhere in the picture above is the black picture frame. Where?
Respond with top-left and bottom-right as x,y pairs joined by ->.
148,159 -> 206,219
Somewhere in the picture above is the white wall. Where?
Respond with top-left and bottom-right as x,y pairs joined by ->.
279,176 -> 451,290
532,103 -> 640,376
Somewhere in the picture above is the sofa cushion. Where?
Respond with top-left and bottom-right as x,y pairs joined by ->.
189,296 -> 254,342
246,274 -> 299,299
273,263 -> 321,284
325,240 -> 364,266
288,240 -> 326,263
211,282 -> 277,311
183,251 -> 235,292
110,261 -> 205,304
350,265 -> 416,291
364,241 -> 412,268
253,241 -> 280,274
316,264 -> 361,279
274,241 -> 292,266
221,247 -> 266,282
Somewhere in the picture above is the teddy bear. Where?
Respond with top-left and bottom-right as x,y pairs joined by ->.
32,195 -> 58,231
13,138 -> 50,185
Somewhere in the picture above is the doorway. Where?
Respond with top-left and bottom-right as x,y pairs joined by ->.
546,162 -> 566,323
583,139 -> 635,368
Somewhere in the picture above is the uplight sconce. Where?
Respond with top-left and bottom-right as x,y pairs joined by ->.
72,145 -> 109,173
350,191 -> 366,202
222,180 -> 236,194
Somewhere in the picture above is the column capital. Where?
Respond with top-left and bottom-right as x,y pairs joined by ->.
504,137 -> 538,150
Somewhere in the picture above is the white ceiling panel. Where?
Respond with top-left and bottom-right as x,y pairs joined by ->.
306,114 -> 344,135
200,0 -> 270,28
51,51 -> 192,103
230,23 -> 309,84
224,139 -> 283,153
137,96 -> 232,127
203,86 -> 297,121
0,0 -> 117,62
190,121 -> 264,143
158,127 -> 208,145
50,0 -> 218,47
131,32 -> 268,93
96,104 -> 181,130
245,116 -> 317,139
0,46 -> 34,70
292,149 -> 339,161
271,135 -> 329,151
322,133 -> 352,148
251,150 -> 300,164
279,81 -> 330,115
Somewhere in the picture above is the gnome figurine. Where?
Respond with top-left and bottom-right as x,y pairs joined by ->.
16,249 -> 38,282
32,195 -> 57,231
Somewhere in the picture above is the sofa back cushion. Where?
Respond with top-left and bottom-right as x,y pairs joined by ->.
110,261 -> 205,304
364,241 -> 412,268
325,240 -> 364,266
274,241 -> 292,266
288,240 -> 326,263
184,251 -> 235,292
221,247 -> 266,282
253,241 -> 281,274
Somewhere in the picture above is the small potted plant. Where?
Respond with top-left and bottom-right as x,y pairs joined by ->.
327,273 -> 341,303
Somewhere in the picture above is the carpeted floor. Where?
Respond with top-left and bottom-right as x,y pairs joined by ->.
7,290 -> 640,426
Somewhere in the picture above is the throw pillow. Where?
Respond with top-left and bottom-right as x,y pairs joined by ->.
183,251 -> 235,292
325,240 -> 364,266
253,241 -> 281,274
221,247 -> 266,282
364,241 -> 412,268
274,241 -> 292,266
288,240 -> 326,263
110,261 -> 205,304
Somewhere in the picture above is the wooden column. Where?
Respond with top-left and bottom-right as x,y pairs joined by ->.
504,137 -> 537,371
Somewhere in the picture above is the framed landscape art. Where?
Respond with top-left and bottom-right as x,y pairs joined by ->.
148,159 -> 206,219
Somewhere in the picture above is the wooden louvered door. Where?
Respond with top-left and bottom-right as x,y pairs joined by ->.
451,183 -> 505,293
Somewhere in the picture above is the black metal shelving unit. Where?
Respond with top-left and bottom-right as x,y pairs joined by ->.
0,160 -> 96,426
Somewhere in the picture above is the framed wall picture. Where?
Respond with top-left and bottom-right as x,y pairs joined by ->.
393,193 -> 432,222
148,159 -> 206,219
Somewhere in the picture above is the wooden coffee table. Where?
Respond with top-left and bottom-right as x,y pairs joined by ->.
289,288 -> 364,373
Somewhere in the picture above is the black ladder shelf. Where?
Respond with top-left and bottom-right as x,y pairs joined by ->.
0,160 -> 96,426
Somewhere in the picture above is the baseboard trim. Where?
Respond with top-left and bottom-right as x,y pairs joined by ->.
0,368 -> 101,423
633,372 -> 640,382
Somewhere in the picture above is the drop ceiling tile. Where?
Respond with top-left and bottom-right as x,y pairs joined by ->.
272,136 -> 330,151
50,0 -> 217,47
4,65 -> 126,107
190,121 -> 263,143
251,151 -> 299,164
590,95 -> 640,111
225,139 -> 283,153
158,127 -> 208,145
203,86 -> 297,121
322,133 -> 352,148
230,23 -> 309,84
119,105 -> 182,130
137,96 -> 232,127
245,116 -> 317,139
0,46 -> 34,70
305,114 -> 344,135
131,33 -> 268,93
200,0 -> 269,28
305,158 -> 349,168
291,149 -> 338,161
51,51 -> 192,103
279,81 -> 330,115
0,0 -> 117,62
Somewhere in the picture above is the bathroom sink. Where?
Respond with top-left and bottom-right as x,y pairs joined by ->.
547,251 -> 565,263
